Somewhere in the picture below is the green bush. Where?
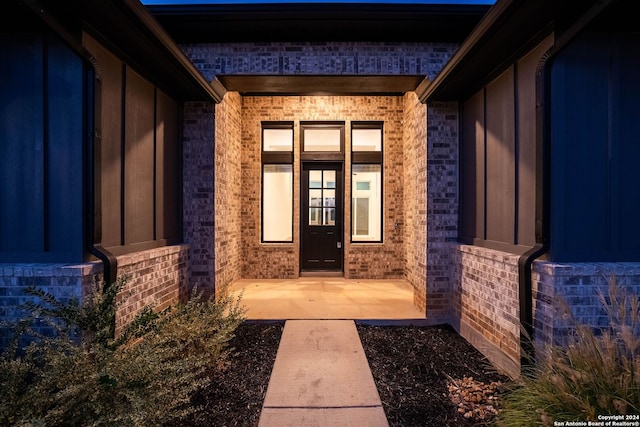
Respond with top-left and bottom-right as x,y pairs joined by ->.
498,277 -> 640,426
0,277 -> 245,427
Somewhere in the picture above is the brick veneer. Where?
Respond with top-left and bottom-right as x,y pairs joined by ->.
181,41 -> 460,292
0,262 -> 98,348
451,244 -> 521,378
183,102 -> 216,294
214,92 -> 243,291
181,42 -> 458,80
114,245 -> 190,335
0,245 -> 189,346
425,102 -> 459,324
239,95 -> 405,279
403,92 -> 428,310
532,261 -> 640,349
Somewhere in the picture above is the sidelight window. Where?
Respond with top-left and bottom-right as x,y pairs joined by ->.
261,122 -> 294,242
351,122 -> 383,242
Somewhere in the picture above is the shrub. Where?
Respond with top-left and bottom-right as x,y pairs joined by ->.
0,277 -> 245,427
498,277 -> 640,426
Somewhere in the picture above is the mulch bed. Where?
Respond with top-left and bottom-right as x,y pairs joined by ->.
357,323 -> 509,427
173,321 -> 510,426
169,321 -> 285,427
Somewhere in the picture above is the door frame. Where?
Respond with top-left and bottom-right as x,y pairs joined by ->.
300,161 -> 344,273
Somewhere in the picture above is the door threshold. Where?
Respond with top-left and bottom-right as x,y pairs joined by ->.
300,271 -> 343,277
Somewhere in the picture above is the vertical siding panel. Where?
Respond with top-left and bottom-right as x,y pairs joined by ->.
485,67 -> 515,244
551,36 -> 609,259
460,91 -> 484,242
516,37 -> 552,247
0,34 -> 45,252
124,68 -> 155,245
46,37 -> 84,257
83,34 -> 123,249
614,33 -> 640,252
155,90 -> 180,241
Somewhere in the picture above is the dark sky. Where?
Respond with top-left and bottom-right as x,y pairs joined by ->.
142,0 -> 495,4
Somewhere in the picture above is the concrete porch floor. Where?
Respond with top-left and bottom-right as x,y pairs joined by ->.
227,277 -> 426,320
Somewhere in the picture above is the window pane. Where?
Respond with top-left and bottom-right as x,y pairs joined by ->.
263,128 -> 293,152
304,128 -> 341,152
309,189 -> 322,207
309,170 -> 322,188
352,164 -> 381,241
352,128 -> 382,152
355,198 -> 369,235
263,164 -> 293,241
309,208 -> 322,225
324,208 -> 336,225
323,170 -> 336,188
324,189 -> 335,207
356,182 -> 370,191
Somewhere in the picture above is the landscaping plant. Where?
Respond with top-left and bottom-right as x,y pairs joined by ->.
498,277 -> 640,426
0,277 -> 245,427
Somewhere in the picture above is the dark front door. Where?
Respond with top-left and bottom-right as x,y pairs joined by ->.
301,162 -> 343,271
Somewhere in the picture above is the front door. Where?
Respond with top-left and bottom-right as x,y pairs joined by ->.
301,162 -> 343,271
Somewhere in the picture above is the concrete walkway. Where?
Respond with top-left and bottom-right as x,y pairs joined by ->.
258,320 -> 389,427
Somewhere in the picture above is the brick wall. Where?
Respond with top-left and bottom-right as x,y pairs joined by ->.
425,102 -> 459,324
448,243 -> 640,379
181,42 -> 458,80
214,92 -> 243,291
451,244 -> 521,378
183,102 -> 216,294
403,92 -> 428,309
0,262 -> 99,348
240,96 -> 298,278
533,261 -> 640,349
114,245 -> 190,335
0,245 -> 189,347
239,95 -> 405,279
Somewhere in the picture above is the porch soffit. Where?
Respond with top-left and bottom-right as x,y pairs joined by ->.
147,3 -> 491,43
216,75 -> 427,96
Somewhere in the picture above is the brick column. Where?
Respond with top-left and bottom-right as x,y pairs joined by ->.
425,101 -> 459,324
183,102 -> 216,295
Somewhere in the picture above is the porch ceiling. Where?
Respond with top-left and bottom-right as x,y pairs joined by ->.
217,75 -> 427,96
147,3 -> 491,43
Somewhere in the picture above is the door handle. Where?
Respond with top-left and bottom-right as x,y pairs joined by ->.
337,242 -> 342,249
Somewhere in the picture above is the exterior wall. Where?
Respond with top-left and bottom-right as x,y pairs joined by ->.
240,95 -> 405,279
0,263 -> 98,348
115,245 -> 190,335
532,261 -> 640,349
403,93 -> 428,309
0,31 -> 86,263
451,244 -> 521,378
214,92 -> 244,291
0,245 -> 189,347
181,42 -> 458,80
183,102 -> 216,294
425,102 -> 459,324
85,33 -> 183,257
182,40 -> 459,285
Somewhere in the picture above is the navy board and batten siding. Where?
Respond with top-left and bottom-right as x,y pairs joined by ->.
0,21 -> 189,347
0,29 -> 184,263
0,33 -> 87,263
550,31 -> 640,262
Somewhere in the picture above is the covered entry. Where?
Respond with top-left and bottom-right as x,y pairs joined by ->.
208,78 -> 432,311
